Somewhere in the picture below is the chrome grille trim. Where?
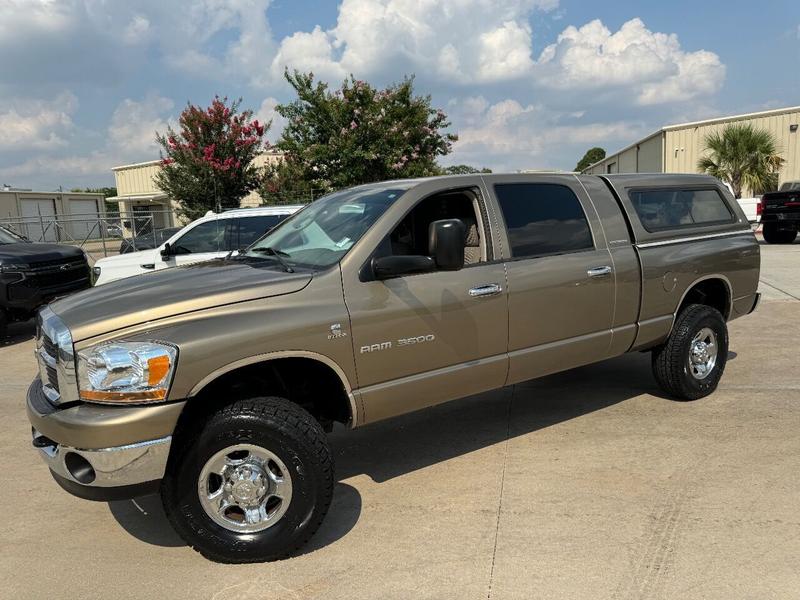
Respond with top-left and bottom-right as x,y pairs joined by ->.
35,307 -> 78,406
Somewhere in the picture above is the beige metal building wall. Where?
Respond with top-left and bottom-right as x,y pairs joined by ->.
583,106 -> 800,197
664,106 -> 800,192
585,132 -> 664,175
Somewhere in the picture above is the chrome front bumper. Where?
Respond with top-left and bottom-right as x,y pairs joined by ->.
32,430 -> 172,488
27,377 -> 184,500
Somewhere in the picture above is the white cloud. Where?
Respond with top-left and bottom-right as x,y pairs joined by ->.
254,97 -> 287,143
535,18 -> 725,104
0,92 -> 174,180
107,93 -> 174,155
0,92 -> 78,150
270,0 -> 556,85
446,96 -> 646,170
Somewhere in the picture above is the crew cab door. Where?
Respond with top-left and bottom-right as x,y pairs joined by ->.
485,175 -> 616,384
340,181 -> 509,424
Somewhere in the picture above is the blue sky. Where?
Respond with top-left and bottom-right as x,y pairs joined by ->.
0,0 -> 798,190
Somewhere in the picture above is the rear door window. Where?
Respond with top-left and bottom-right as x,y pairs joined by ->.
629,188 -> 734,231
494,183 -> 594,258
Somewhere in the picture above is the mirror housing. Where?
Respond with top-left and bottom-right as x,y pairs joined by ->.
371,255 -> 435,280
429,219 -> 465,271
160,242 -> 172,259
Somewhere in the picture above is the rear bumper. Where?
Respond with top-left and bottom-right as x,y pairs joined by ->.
26,378 -> 185,501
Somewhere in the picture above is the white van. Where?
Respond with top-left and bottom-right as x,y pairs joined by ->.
93,205 -> 303,285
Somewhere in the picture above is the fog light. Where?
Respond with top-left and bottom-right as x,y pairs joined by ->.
64,452 -> 96,484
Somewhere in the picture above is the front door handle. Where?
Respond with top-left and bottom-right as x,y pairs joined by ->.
141,263 -> 155,270
587,266 -> 612,277
469,283 -> 502,297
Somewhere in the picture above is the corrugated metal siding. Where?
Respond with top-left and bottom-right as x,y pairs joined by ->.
585,133 -> 664,175
667,108 -> 800,194
114,162 -> 162,196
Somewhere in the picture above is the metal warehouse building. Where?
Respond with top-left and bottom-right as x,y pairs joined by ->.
109,151 -> 285,229
0,188 -> 106,242
583,106 -> 800,196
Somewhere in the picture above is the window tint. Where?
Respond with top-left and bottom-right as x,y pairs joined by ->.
237,215 -> 286,248
172,220 -> 225,254
494,183 -> 593,258
629,188 -> 733,231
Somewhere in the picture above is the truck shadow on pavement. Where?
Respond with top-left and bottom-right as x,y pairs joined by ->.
108,351 -> 679,555
1,320 -> 34,347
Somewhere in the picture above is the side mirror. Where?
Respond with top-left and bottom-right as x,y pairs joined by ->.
160,242 -> 172,259
371,255 -> 435,280
429,219 -> 465,271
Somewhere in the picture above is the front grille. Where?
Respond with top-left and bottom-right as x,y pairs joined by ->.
8,259 -> 90,301
35,307 -> 77,406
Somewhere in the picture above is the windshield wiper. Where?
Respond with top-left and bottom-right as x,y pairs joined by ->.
250,247 -> 295,273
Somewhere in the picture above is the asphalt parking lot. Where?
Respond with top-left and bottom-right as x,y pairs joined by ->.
2,238 -> 799,600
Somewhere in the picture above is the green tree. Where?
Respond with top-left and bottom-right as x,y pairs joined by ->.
574,147 -> 606,172
697,123 -> 784,198
441,164 -> 492,175
261,71 -> 457,202
155,97 -> 267,220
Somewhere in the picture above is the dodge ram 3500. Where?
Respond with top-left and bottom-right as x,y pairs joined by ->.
26,173 -> 760,562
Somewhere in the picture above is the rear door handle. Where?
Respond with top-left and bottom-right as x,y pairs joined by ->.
469,283 -> 502,297
587,266 -> 612,277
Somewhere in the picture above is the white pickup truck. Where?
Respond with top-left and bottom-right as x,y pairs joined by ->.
93,206 -> 302,285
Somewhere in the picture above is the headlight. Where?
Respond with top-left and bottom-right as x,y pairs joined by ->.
77,341 -> 177,403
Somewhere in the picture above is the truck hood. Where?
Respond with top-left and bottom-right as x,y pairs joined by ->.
0,242 -> 84,265
50,258 -> 312,341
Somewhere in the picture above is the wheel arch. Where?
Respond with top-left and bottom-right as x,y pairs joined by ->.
186,351 -> 359,428
673,275 -> 733,324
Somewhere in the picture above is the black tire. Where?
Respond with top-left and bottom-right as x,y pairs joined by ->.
0,309 -> 7,339
762,223 -> 797,244
652,304 -> 728,401
161,396 -> 334,563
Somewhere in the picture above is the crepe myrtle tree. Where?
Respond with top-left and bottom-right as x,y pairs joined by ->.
260,71 -> 457,202
155,97 -> 267,220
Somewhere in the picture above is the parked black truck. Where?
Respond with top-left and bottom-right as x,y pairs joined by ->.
0,226 -> 91,336
759,182 -> 800,244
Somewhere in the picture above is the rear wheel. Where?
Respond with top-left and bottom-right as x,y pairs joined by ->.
161,396 -> 334,563
652,304 -> 728,401
762,223 -> 797,244
0,309 -> 7,339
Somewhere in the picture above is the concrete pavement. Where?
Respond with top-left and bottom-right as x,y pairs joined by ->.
1,240 -> 798,600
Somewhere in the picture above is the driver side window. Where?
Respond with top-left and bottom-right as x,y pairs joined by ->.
379,189 -> 488,267
172,220 -> 226,254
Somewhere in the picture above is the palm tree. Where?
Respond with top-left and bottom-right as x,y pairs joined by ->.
697,123 -> 784,198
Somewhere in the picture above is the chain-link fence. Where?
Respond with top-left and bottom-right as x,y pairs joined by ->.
0,209 -> 176,262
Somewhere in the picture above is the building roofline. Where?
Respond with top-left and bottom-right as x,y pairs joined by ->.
663,105 -> 800,131
0,190 -> 106,196
582,129 -> 663,172
111,159 -> 162,171
582,104 -> 800,173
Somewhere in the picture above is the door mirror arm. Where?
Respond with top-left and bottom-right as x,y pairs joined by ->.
371,255 -> 435,280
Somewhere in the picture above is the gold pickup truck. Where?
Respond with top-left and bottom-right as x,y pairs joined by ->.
27,173 -> 760,562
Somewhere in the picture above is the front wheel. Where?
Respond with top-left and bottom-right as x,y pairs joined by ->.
161,396 -> 334,563
652,304 -> 729,401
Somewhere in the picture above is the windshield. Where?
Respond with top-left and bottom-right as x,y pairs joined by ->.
244,183 -> 411,270
0,226 -> 25,244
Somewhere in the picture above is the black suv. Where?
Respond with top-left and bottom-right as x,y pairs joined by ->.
0,226 -> 91,336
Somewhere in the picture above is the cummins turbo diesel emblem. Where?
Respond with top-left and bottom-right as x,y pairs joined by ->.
360,334 -> 435,353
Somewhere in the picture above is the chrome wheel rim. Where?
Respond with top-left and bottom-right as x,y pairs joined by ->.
197,444 -> 292,533
688,327 -> 718,380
